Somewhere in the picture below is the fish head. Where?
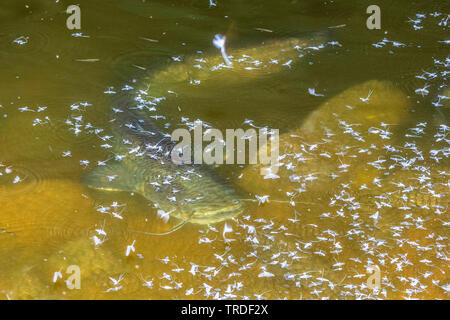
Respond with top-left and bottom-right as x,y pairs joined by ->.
144,165 -> 245,224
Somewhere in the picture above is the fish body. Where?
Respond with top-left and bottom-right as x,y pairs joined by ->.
139,32 -> 329,97
84,32 -> 330,224
84,109 -> 243,224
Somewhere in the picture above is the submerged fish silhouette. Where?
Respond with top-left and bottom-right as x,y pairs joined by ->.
84,108 -> 244,225
84,32 -> 330,225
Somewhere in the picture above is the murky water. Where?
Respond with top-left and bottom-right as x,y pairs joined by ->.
0,0 -> 448,299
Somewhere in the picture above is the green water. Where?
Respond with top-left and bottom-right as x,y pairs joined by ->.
0,0 -> 448,299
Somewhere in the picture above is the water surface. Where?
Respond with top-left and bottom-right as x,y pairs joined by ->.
0,0 -> 448,299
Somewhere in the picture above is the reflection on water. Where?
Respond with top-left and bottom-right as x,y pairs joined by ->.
0,0 -> 448,299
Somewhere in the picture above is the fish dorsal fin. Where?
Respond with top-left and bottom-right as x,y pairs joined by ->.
83,163 -> 138,193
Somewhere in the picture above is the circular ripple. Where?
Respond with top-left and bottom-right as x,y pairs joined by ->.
0,24 -> 51,56
0,180 -> 102,251
47,117 -> 100,147
0,163 -> 43,197
110,47 -> 174,82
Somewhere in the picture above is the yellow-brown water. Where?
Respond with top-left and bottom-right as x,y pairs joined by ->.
0,0 -> 448,299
